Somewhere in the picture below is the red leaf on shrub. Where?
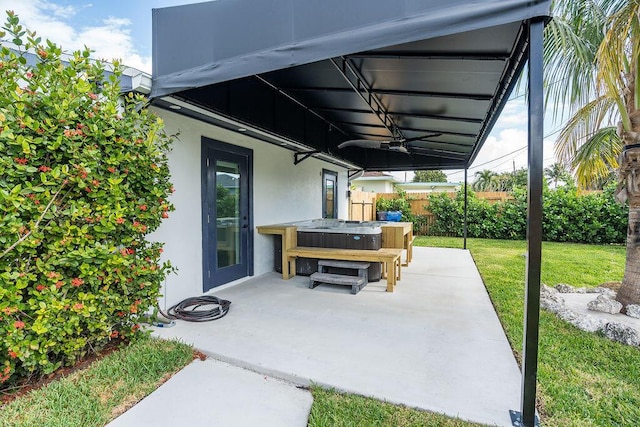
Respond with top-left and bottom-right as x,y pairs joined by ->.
14,157 -> 28,165
13,321 -> 25,329
71,277 -> 84,287
8,350 -> 17,359
38,165 -> 51,172
36,284 -> 46,291
2,307 -> 17,315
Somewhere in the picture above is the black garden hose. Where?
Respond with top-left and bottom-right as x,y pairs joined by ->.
159,295 -> 231,322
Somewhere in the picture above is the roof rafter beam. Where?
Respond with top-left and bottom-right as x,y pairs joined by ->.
289,86 -> 492,101
332,108 -> 483,124
349,129 -> 477,139
410,147 -> 468,158
254,75 -> 349,136
346,52 -> 509,61
329,57 -> 399,137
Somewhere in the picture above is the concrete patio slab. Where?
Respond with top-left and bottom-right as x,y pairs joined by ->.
153,246 -> 521,426
107,358 -> 313,427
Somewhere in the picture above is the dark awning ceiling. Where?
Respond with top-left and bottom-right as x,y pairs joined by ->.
151,0 -> 551,171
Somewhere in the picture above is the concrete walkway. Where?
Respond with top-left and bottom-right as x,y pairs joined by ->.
107,358 -> 313,427
148,246 -> 521,426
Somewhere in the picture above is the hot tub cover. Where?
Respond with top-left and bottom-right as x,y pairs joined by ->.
151,0 -> 551,171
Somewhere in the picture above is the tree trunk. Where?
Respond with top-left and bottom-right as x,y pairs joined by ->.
618,194 -> 640,309
616,107 -> 640,310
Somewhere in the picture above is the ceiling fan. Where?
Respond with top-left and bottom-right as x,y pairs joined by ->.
338,133 -> 443,154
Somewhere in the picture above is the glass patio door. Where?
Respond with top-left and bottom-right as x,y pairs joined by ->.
202,138 -> 253,291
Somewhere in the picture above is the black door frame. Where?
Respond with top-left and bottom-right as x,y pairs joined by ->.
201,137 -> 253,291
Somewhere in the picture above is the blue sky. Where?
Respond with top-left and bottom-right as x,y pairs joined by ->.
0,0 -> 558,181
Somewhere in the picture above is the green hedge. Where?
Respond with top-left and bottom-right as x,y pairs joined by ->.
426,186 -> 627,244
0,13 -> 174,387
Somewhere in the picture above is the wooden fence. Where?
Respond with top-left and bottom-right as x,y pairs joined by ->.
349,190 -> 377,221
375,191 -> 512,214
349,190 -> 513,235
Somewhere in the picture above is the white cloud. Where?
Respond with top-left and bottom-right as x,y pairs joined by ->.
0,0 -> 151,72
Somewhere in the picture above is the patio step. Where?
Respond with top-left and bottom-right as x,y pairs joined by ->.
317,260 -> 370,270
309,272 -> 367,294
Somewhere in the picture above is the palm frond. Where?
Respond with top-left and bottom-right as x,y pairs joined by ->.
544,0 -> 608,119
572,126 -> 621,188
554,95 -> 619,164
595,1 -> 640,131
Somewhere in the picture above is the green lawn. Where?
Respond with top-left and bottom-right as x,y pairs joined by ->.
309,386 -> 483,427
0,337 -> 194,427
416,236 -> 640,427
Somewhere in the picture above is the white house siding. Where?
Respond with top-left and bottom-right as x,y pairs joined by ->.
352,179 -> 395,193
150,108 -> 349,307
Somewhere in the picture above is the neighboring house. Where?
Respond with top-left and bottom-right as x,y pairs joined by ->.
395,182 -> 462,193
351,172 -> 399,193
141,0 -> 550,312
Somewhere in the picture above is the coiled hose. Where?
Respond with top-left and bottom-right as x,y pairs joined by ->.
159,295 -> 231,322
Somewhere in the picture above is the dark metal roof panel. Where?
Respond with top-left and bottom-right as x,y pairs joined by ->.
152,0 -> 551,98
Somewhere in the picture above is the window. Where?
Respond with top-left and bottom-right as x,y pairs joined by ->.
322,170 -> 338,218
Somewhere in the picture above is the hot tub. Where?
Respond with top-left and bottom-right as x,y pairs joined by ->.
273,219 -> 383,280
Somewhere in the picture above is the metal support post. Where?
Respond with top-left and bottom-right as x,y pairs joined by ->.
464,167 -> 468,249
517,18 -> 545,427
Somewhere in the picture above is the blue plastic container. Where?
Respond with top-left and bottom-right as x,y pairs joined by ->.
386,211 -> 402,222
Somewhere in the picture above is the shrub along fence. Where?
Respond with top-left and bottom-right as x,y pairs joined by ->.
425,187 -> 627,244
350,187 -> 624,244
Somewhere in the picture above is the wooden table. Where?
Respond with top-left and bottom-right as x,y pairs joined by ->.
381,222 -> 413,266
256,224 -> 297,279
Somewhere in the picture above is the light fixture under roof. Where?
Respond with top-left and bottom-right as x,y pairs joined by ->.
169,104 -> 182,110
237,127 -> 247,132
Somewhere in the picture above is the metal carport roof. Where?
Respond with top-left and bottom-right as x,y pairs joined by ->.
150,2 -> 551,426
151,0 -> 551,172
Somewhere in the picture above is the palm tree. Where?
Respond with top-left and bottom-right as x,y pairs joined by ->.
473,169 -> 496,191
544,162 -> 570,188
546,0 -> 640,308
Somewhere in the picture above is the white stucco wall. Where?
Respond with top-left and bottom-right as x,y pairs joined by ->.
151,108 -> 349,307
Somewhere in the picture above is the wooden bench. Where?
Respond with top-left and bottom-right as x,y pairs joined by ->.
310,260 -> 370,294
286,246 -> 403,292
